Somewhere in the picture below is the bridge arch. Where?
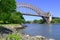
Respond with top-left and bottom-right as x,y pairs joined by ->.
17,2 -> 52,23
17,2 -> 48,17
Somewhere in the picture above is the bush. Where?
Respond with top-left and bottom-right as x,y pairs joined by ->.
6,33 -> 22,40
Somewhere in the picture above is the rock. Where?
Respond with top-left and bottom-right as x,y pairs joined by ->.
0,26 -> 13,34
21,34 -> 49,40
49,38 -> 55,40
15,25 -> 27,30
15,26 -> 25,30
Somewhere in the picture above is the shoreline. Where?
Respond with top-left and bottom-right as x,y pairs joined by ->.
0,33 -> 54,40
0,24 -> 55,40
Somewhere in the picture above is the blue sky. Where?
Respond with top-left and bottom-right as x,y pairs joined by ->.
16,0 -> 60,21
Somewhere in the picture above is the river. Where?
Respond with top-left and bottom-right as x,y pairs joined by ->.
17,24 -> 60,40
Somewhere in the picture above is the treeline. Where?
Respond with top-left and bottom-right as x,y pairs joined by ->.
51,18 -> 60,23
25,19 -> 43,24
0,0 -> 25,24
26,18 -> 60,24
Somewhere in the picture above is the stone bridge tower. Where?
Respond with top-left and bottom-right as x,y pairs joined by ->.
42,11 -> 52,24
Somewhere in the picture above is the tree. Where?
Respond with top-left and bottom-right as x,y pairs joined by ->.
0,0 -> 16,23
0,0 -> 25,24
51,18 -> 60,23
8,12 -> 25,24
25,21 -> 31,23
33,19 -> 43,24
0,0 -> 16,13
0,12 -> 10,23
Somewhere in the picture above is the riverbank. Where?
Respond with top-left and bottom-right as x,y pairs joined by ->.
0,24 -> 27,32
0,33 -> 54,40
0,24 -> 55,40
0,32 -> 54,40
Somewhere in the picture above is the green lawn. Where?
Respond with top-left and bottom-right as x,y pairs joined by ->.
0,24 -> 21,27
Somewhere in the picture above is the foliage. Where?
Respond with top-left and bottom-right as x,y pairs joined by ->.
25,21 -> 31,23
33,18 -> 60,24
0,12 -> 25,24
0,0 -> 16,13
33,19 -> 43,24
0,12 -> 11,23
51,18 -> 60,23
6,33 -> 22,40
0,0 -> 25,24
8,12 -> 25,24
0,0 -> 16,24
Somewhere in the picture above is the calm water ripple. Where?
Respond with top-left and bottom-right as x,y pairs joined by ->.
17,24 -> 60,40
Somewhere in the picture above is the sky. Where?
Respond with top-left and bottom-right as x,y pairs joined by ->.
16,0 -> 60,21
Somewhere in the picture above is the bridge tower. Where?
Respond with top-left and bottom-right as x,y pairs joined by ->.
42,11 -> 52,24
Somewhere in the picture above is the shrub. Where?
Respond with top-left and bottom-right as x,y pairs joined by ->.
6,33 -> 22,40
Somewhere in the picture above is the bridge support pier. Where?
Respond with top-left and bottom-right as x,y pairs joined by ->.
42,12 -> 52,24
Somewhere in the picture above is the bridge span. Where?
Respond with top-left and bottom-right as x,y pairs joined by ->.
22,13 -> 49,18
22,13 -> 42,17
17,2 -> 52,23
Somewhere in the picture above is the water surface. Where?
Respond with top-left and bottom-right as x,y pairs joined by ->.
17,24 -> 60,40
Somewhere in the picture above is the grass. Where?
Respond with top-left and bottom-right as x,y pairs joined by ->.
0,33 -> 22,40
6,33 -> 22,40
0,24 -> 21,27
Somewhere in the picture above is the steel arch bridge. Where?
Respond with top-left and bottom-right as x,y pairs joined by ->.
17,2 -> 52,23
